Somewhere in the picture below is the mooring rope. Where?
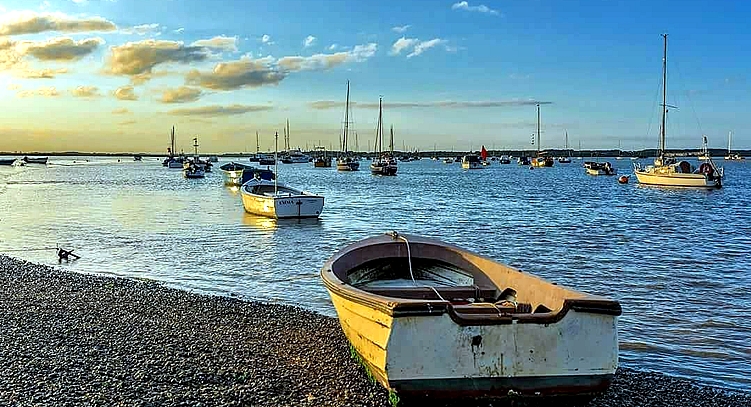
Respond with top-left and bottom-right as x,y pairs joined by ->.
388,231 -> 446,302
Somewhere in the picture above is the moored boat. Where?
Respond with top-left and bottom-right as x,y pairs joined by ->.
370,98 -> 398,176
23,156 -> 48,165
724,131 -> 744,160
584,161 -> 617,176
321,232 -> 621,399
337,81 -> 360,171
634,34 -> 723,188
240,132 -> 324,218
461,154 -> 482,169
0,158 -> 18,166
530,104 -> 554,168
499,155 -> 511,164
220,161 -> 251,185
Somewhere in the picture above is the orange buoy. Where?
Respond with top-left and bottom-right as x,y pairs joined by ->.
618,175 -> 630,184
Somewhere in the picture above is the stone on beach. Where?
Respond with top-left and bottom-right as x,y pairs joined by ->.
1,255 -> 749,407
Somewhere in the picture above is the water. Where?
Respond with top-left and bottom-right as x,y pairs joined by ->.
1,156 -> 749,391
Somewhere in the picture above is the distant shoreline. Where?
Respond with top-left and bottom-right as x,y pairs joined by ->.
0,149 -> 746,158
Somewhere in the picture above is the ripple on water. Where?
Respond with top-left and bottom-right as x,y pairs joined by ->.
0,157 -> 750,390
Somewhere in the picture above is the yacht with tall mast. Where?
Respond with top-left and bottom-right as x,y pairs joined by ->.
337,81 -> 360,171
558,131 -> 572,163
183,137 -> 205,178
370,97 -> 397,176
724,131 -> 744,160
634,34 -> 723,188
531,103 -> 554,167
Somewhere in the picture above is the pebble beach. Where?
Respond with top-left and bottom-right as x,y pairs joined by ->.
1,254 -> 749,407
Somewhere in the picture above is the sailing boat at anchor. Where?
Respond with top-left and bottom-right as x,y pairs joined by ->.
531,103 -> 554,167
558,131 -> 572,163
633,34 -> 723,188
724,131 -> 744,160
337,80 -> 360,171
370,97 -> 397,176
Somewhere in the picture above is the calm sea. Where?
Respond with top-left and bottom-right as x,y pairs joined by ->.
0,156 -> 749,391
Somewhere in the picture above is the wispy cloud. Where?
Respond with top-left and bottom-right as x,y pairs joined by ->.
121,23 -> 162,36
303,35 -> 316,48
261,34 -> 273,45
451,1 -> 499,15
160,86 -> 202,103
309,99 -> 552,110
17,86 -> 59,98
390,37 -> 446,58
166,104 -> 274,117
392,25 -> 411,33
112,108 -> 131,114
113,85 -> 137,101
0,11 -> 117,35
14,67 -> 68,79
191,35 -> 238,52
70,85 -> 100,97
173,27 -> 184,34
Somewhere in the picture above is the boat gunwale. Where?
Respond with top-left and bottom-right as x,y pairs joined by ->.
321,234 -> 622,324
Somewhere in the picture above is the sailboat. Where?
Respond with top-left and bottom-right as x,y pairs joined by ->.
249,131 -> 261,162
183,137 -> 206,178
558,131 -> 572,163
281,120 -> 310,164
241,131 -> 325,218
480,145 -> 491,166
634,34 -> 723,188
370,97 -> 398,176
337,81 -> 360,171
724,131 -> 744,160
531,103 -> 554,167
163,126 -> 184,168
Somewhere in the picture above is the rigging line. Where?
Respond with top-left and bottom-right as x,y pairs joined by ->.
673,58 -> 704,136
645,69 -> 663,145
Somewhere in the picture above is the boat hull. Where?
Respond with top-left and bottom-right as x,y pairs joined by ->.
586,168 -> 617,176
322,234 -> 620,399
370,164 -> 397,175
336,160 -> 360,171
222,169 -> 244,186
461,162 -> 482,169
634,171 -> 720,188
241,190 -> 324,219
328,285 -> 617,399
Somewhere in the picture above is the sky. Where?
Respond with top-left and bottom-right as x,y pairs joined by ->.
0,0 -> 749,153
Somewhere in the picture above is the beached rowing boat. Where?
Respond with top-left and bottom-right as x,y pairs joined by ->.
321,232 -> 621,399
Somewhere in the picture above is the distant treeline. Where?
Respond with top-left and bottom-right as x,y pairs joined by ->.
0,148 -> 746,158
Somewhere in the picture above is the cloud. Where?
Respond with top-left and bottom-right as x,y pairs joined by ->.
451,1 -> 499,15
390,37 -> 446,58
121,23 -> 162,36
186,44 -> 377,91
166,104 -> 273,117
390,37 -> 419,55
191,35 -> 238,52
17,86 -> 59,98
173,28 -> 184,34
303,35 -> 316,48
105,39 -> 209,79
19,37 -> 104,61
70,85 -> 100,97
277,43 -> 377,71
0,11 -> 117,35
14,67 -> 68,78
7,83 -> 22,90
185,57 -> 285,90
261,34 -> 273,44
407,38 -> 446,58
160,86 -> 202,103
328,44 -> 338,51
309,99 -> 552,109
118,120 -> 137,125
114,85 -> 137,100
112,108 -> 131,114
392,25 -> 411,33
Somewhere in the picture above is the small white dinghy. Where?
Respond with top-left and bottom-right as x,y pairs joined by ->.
240,131 -> 324,219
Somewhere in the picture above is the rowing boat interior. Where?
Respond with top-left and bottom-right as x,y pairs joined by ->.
326,236 -> 621,321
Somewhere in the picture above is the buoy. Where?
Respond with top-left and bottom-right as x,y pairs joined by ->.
618,175 -> 630,184
529,166 -> 534,170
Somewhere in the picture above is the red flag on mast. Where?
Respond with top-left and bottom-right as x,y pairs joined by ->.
481,145 -> 488,160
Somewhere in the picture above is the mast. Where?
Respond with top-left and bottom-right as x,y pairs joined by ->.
170,126 -> 175,157
193,137 -> 198,157
390,125 -> 394,154
728,131 -> 732,155
660,33 -> 668,159
286,119 -> 290,151
377,96 -> 383,155
274,131 -> 278,194
536,103 -> 541,154
256,131 -> 259,154
343,80 -> 350,154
